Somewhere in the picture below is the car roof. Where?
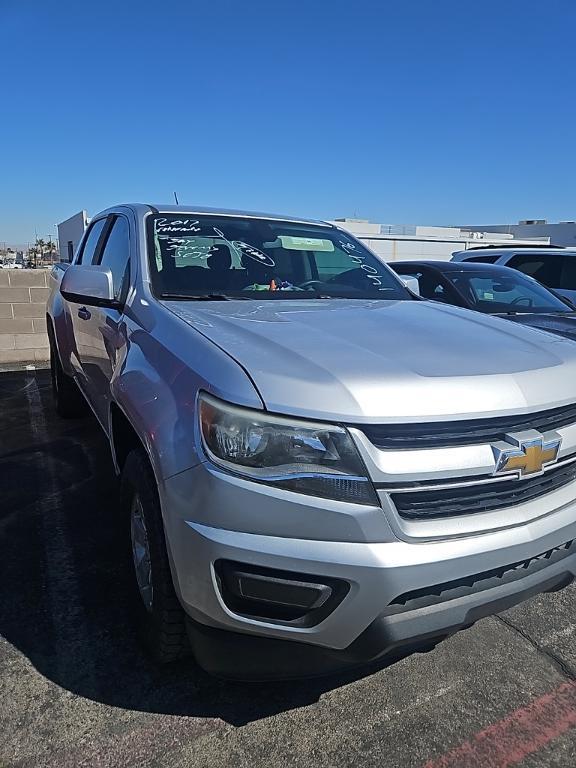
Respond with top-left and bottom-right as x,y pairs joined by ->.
390,260 -> 524,273
114,203 -> 333,227
459,248 -> 576,256
461,244 -> 566,251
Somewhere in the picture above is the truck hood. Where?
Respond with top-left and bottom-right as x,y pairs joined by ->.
163,298 -> 576,423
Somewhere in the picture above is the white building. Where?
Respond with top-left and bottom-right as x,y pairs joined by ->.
456,220 -> 576,248
57,210 -> 90,262
330,219 -> 549,262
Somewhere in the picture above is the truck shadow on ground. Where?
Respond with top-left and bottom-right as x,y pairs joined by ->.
0,369 -> 417,726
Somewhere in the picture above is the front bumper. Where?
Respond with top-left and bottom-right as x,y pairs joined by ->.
161,462 -> 576,678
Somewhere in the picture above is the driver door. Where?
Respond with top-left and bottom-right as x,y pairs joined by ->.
73,215 -> 131,426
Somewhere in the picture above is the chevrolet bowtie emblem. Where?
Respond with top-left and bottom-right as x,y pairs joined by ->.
493,434 -> 562,478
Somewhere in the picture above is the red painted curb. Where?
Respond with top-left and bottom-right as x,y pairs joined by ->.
423,680 -> 576,768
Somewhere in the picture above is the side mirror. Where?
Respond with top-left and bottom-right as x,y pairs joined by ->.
60,265 -> 120,309
399,275 -> 421,295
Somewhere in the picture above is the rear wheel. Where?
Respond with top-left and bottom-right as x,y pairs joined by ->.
49,334 -> 88,418
121,449 -> 189,663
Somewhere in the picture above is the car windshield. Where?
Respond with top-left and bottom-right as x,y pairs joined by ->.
147,214 -> 409,300
446,269 -> 573,314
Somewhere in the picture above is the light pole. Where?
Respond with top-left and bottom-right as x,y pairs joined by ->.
45,233 -> 57,265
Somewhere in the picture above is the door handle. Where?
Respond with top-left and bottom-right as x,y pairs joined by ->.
78,306 -> 91,321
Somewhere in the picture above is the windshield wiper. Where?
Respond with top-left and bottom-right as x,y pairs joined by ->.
495,311 -> 527,316
495,310 -> 574,316
547,311 -> 576,316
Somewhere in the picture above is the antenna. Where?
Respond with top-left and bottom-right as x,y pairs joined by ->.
173,191 -> 179,205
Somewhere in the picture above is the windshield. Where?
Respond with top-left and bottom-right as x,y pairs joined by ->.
446,269 -> 573,314
146,214 -> 409,300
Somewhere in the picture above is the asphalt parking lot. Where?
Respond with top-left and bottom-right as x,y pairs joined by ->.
2,368 -> 576,767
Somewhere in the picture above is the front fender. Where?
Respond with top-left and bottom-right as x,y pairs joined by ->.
47,267 -> 76,376
110,314 -> 263,482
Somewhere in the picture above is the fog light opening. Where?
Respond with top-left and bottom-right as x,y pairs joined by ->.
215,560 -> 349,627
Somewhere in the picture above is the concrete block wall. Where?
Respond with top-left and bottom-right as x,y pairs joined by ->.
0,270 -> 50,364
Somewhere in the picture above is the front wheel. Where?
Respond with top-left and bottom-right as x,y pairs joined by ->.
121,449 -> 190,664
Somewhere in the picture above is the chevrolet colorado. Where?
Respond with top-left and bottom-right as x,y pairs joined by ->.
47,204 -> 576,679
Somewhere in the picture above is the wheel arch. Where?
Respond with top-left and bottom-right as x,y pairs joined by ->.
46,314 -> 61,363
109,402 -> 155,478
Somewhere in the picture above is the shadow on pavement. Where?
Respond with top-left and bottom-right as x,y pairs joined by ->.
0,369 -> 412,726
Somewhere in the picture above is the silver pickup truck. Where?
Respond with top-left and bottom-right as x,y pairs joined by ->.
47,203 -> 576,679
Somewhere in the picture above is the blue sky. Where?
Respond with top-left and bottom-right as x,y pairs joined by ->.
1,0 -> 575,243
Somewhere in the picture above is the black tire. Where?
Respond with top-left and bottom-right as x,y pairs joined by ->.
49,333 -> 88,418
120,449 -> 189,664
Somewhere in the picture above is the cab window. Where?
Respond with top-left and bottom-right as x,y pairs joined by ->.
507,254 -> 562,287
560,257 -> 576,290
96,216 -> 130,302
402,270 -> 460,304
463,254 -> 500,264
76,218 -> 107,265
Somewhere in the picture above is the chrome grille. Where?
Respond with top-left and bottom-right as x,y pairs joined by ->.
360,403 -> 576,450
391,459 -> 576,520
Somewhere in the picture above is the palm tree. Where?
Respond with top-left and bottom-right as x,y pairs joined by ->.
44,239 -> 57,265
27,241 -> 41,268
35,238 -> 46,267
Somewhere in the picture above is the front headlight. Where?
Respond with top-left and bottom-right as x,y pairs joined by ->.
199,393 -> 377,505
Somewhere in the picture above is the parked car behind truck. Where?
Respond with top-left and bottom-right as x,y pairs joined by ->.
451,246 -> 576,304
47,204 -> 576,679
390,261 -> 576,340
